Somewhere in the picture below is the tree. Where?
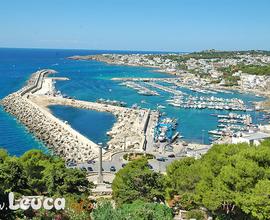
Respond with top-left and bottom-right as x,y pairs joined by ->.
0,149 -> 8,163
112,158 -> 166,205
118,200 -> 173,220
239,179 -> 270,220
166,140 -> 270,219
91,201 -> 119,220
0,157 -> 29,194
0,148 -> 93,219
20,149 -> 50,194
0,156 -> 29,219
91,200 -> 173,220
166,157 -> 200,197
42,157 -> 91,198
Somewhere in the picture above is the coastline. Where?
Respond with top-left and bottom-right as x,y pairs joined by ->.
0,69 -> 158,162
69,55 -> 270,110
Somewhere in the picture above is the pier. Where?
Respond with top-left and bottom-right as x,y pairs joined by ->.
145,82 -> 185,96
112,77 -> 176,82
1,70 -> 157,162
120,81 -> 159,96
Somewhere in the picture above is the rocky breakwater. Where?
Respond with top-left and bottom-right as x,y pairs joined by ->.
30,95 -> 151,153
1,70 -> 99,162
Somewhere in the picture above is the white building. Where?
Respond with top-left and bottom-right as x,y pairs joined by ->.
232,131 -> 270,146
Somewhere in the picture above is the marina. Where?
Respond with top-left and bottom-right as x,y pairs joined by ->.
1,69 -> 159,162
0,49 -> 269,156
166,95 -> 248,111
144,81 -> 185,96
120,81 -> 159,96
208,113 -> 257,143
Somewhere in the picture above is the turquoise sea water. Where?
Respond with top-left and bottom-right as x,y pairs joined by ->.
54,59 -> 266,144
0,48 -> 170,155
0,48 -> 267,156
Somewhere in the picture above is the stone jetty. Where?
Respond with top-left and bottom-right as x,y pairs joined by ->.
2,93 -> 100,162
1,69 -> 155,162
30,95 -> 151,153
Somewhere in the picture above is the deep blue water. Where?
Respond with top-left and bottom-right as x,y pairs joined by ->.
0,48 -> 267,156
49,105 -> 116,145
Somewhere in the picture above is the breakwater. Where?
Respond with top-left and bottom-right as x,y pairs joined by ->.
1,93 -> 100,162
1,69 -> 155,162
29,95 -> 151,152
1,70 -> 101,162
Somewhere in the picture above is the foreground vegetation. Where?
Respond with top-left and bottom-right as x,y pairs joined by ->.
0,149 -> 93,219
1,139 -> 270,219
111,140 -> 270,219
92,200 -> 173,220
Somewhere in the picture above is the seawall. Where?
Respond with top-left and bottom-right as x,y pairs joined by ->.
1,69 -> 157,162
1,70 -> 100,162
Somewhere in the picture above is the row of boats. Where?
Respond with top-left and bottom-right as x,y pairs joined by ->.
154,117 -> 180,143
96,98 -> 127,107
166,96 -> 249,111
120,81 -> 159,96
208,113 -> 255,141
145,82 -> 185,96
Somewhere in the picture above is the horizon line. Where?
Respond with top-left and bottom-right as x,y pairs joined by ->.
0,46 -> 269,54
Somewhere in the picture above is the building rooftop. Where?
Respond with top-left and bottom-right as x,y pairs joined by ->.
243,132 -> 270,141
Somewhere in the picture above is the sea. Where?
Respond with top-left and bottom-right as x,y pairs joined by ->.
0,48 -> 267,156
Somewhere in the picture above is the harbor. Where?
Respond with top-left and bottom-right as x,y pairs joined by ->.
1,69 -> 160,163
1,53 -> 269,164
208,113 -> 255,142
120,81 -> 159,96
166,95 -> 248,111
145,81 -> 185,96
108,73 -> 268,146
0,53 -> 269,191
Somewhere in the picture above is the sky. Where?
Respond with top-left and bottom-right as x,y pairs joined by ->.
0,0 -> 270,52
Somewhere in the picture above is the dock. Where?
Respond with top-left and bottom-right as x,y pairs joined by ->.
120,81 -> 159,96
145,82 -> 185,96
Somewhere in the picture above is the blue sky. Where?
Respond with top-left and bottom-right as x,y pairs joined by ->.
0,0 -> 270,52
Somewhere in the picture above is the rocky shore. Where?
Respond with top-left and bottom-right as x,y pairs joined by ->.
1,70 -> 102,162
1,93 -> 99,162
1,69 -> 154,162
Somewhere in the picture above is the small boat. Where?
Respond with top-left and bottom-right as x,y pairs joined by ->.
158,132 -> 167,142
157,104 -> 166,109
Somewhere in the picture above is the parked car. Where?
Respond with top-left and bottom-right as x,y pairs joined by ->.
157,157 -> 167,162
87,160 -> 95,164
67,161 -> 77,167
80,167 -> 87,172
147,164 -> 153,169
122,163 -> 126,168
168,154 -> 175,158
87,167 -> 93,172
110,166 -> 116,172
